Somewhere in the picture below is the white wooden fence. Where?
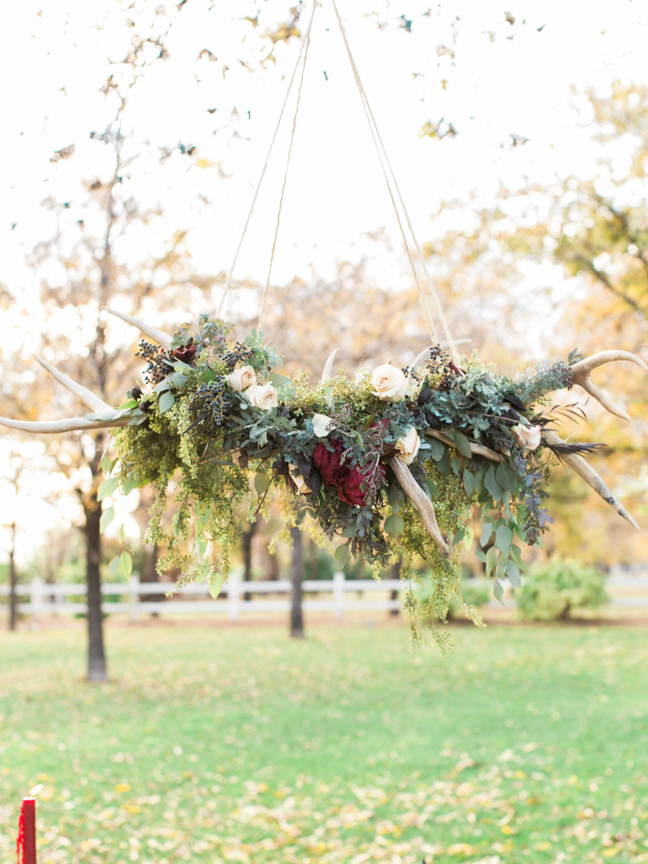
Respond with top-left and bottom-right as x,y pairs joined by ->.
0,572 -> 404,622
2,570 -> 648,621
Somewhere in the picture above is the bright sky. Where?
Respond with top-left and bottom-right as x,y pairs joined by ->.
0,0 -> 646,558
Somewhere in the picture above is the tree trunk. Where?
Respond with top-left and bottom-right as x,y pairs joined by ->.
83,492 -> 108,682
290,525 -> 305,639
242,521 -> 257,602
8,522 -> 17,632
389,557 -> 402,617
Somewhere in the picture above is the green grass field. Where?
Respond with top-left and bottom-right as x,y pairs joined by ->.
1,620 -> 647,863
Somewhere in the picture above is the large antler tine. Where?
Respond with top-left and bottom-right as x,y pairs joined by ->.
104,308 -> 173,351
0,416 -> 132,434
320,348 -> 339,384
577,379 -> 631,422
33,355 -> 114,414
571,350 -> 648,421
389,456 -> 449,554
542,430 -> 639,530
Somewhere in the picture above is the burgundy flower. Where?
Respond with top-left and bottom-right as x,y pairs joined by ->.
171,340 -> 197,365
312,439 -> 385,508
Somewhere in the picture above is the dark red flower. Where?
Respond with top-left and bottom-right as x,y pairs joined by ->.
171,340 -> 197,365
312,439 -> 385,508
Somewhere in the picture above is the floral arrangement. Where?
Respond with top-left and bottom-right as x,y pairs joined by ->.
97,314 -> 616,642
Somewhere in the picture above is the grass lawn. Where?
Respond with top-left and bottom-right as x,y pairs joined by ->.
1,619 -> 647,863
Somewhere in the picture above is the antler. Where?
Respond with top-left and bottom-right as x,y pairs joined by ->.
0,356 -> 131,434
103,308 -> 173,350
570,350 -> 648,421
542,429 -> 639,529
0,310 -> 174,435
389,456 -> 449,554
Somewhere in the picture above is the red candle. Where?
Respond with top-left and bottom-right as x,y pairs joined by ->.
16,797 -> 37,864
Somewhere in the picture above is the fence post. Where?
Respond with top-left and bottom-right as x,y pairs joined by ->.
31,577 -> 45,624
130,574 -> 141,623
333,571 -> 345,620
228,572 -> 241,622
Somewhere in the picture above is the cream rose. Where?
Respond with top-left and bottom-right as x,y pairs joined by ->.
312,413 -> 333,437
289,465 -> 310,495
371,364 -> 407,402
511,423 -> 542,451
227,365 -> 256,392
243,382 -> 279,410
395,427 -> 421,465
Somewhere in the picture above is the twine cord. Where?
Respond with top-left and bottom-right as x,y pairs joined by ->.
258,0 -> 319,331
217,0 -> 318,318
330,0 -> 459,365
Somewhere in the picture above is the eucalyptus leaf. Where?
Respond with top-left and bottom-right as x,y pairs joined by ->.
269,372 -> 296,397
480,521 -> 494,546
97,477 -> 119,501
100,455 -> 117,475
435,449 -> 451,475
158,391 -> 176,414
335,545 -> 351,568
117,398 -> 139,411
485,546 -> 497,578
453,432 -> 473,459
505,560 -> 521,588
384,514 -> 404,536
428,439 -> 445,461
100,505 -> 115,533
254,472 -> 270,495
495,524 -> 513,557
493,578 -> 504,604
208,571 -> 223,600
484,464 -> 502,501
387,481 -> 401,514
118,550 -> 133,579
496,462 -> 519,493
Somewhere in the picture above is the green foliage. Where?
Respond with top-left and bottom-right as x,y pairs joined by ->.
517,558 -> 609,621
107,317 -> 582,636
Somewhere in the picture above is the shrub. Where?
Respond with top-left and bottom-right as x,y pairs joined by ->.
516,558 -> 608,621
414,578 -> 491,621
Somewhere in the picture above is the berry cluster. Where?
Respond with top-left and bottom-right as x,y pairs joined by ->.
221,340 -> 255,373
188,379 -> 231,431
136,340 -> 172,384
427,345 -> 459,391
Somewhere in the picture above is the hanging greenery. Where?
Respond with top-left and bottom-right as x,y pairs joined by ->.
93,314 -> 622,642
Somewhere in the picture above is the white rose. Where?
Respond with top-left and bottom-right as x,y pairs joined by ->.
511,423 -> 542,451
227,365 -> 256,392
371,364 -> 407,402
289,465 -> 310,495
395,427 -> 421,465
243,382 -> 279,410
312,413 -> 333,437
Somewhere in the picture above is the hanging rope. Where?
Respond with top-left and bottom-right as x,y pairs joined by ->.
222,0 -> 460,365
329,0 -> 460,366
217,0 -> 319,319
258,0 -> 319,331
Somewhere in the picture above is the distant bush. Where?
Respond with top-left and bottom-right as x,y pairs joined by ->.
517,559 -> 608,622
415,579 -> 491,621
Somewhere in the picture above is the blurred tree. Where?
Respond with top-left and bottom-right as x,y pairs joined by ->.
0,2 -> 219,680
